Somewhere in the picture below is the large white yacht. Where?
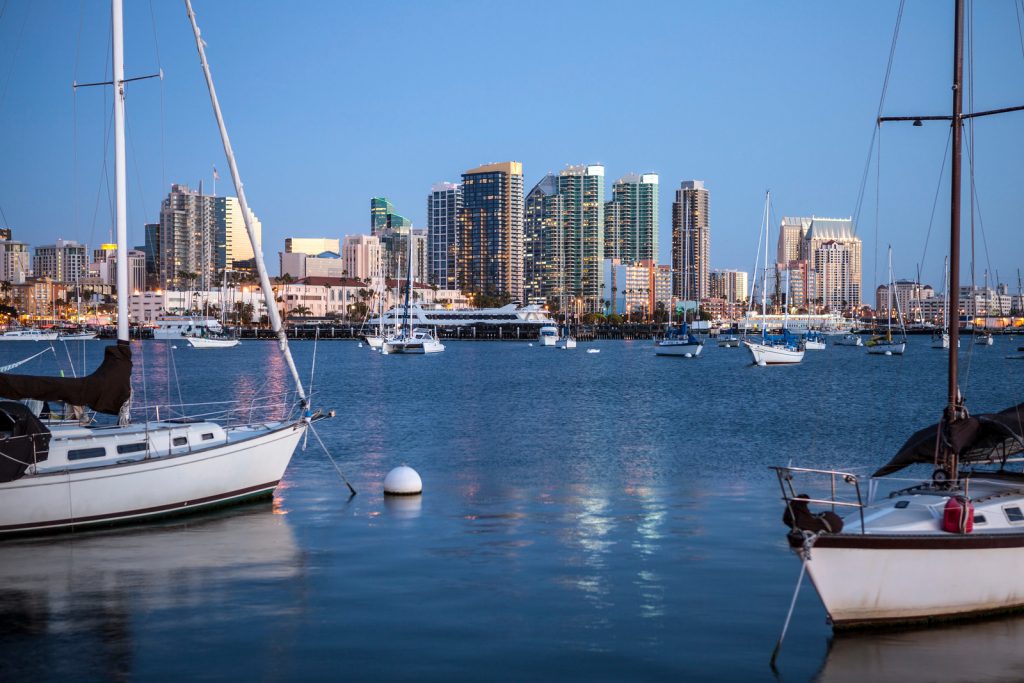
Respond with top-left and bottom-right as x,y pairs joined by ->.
371,303 -> 556,329
0,329 -> 60,341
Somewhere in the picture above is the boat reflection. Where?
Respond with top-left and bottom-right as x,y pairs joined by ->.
815,617 -> 1024,683
0,503 -> 300,680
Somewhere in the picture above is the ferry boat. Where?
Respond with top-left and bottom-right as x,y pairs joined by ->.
153,316 -> 225,340
371,303 -> 556,329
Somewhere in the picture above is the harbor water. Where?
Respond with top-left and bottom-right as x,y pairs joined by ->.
1,337 -> 1021,682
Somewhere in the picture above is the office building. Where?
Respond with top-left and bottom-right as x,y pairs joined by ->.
457,161 -> 524,302
341,234 -> 382,281
709,269 -> 749,304
800,217 -> 862,311
523,174 -> 559,305
427,182 -> 462,289
671,180 -> 710,301
605,173 -> 658,263
285,237 -> 341,256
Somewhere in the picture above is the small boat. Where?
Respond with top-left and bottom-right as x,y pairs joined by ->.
717,336 -> 740,348
363,335 -> 384,349
538,325 -> 558,347
562,337 -> 577,350
655,323 -> 703,357
833,334 -> 863,347
186,335 -> 240,349
58,331 -> 98,341
586,348 -> 600,354
803,331 -> 827,350
866,248 -> 907,355
974,332 -> 994,346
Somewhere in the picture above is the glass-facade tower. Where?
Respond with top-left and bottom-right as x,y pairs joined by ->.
457,162 -> 524,303
427,182 -> 462,289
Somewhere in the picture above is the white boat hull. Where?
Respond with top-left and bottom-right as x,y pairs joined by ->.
867,341 -> 906,355
383,339 -> 445,354
186,336 -> 240,348
798,537 -> 1024,627
364,335 -> 384,349
743,340 -> 803,365
0,331 -> 60,341
834,335 -> 863,347
58,332 -> 98,341
0,421 -> 305,535
804,339 -> 826,350
562,338 -> 577,349
539,335 -> 558,347
654,341 -> 704,357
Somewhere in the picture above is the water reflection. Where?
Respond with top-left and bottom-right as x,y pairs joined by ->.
384,494 -> 423,520
815,618 -> 1024,682
0,505 -> 301,681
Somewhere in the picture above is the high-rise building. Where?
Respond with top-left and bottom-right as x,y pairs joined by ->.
709,269 -> 749,304
801,217 -> 862,311
777,217 -> 810,264
157,184 -> 262,290
427,182 -> 462,289
457,161 -> 524,302
671,180 -> 710,301
523,174 -> 559,306
285,237 -> 341,255
341,234 -> 382,281
370,197 -> 411,235
0,240 -> 31,284
522,165 -> 604,313
370,197 -> 415,280
34,239 -> 88,283
143,223 -> 160,279
604,173 -> 658,263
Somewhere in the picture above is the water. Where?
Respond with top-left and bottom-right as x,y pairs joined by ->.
1,337 -> 1021,681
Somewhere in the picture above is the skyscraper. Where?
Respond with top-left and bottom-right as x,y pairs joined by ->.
457,161 -> 524,302
523,174 -> 559,305
604,173 -> 658,264
370,197 -> 414,279
157,184 -> 261,290
801,217 -> 862,311
671,180 -> 710,301
34,239 -> 88,283
427,182 -> 462,289
777,217 -> 810,264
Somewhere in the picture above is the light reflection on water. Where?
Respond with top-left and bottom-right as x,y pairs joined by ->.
0,338 -> 1020,681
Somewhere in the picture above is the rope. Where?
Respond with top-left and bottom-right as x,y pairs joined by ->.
307,421 -> 356,495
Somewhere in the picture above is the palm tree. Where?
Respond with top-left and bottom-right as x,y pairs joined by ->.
291,305 -> 312,318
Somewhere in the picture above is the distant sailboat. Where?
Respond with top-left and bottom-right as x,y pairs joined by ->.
866,246 -> 907,355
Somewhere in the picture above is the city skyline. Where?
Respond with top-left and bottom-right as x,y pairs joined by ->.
0,2 -> 1022,293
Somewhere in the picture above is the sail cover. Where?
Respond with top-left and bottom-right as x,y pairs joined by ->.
0,400 -> 50,483
0,341 -> 132,416
873,402 -> 1024,477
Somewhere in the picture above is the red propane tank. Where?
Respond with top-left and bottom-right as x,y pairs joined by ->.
942,496 -> 974,534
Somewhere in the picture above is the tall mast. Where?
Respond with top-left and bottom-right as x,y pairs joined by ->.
185,0 -> 307,404
947,0 -> 964,416
112,0 -> 129,342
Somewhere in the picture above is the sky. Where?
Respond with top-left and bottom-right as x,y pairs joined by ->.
0,0 -> 1022,293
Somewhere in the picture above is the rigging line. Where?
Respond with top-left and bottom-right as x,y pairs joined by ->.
1016,0 -> 1024,64
968,0 -> 977,292
147,0 -> 166,193
873,127 -> 881,303
852,0 -> 906,232
964,133 -> 994,297
73,0 -> 85,235
917,127 -> 953,280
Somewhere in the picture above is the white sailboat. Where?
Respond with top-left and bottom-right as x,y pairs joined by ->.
743,191 -> 803,366
0,0 -> 325,536
654,266 -> 703,357
932,256 -> 958,349
382,231 -> 444,355
866,246 -> 907,355
774,0 -> 1024,631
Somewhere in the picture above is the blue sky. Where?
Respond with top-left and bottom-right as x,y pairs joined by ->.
0,1 -> 1022,291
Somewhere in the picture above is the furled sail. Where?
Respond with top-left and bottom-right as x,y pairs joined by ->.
0,341 -> 132,416
873,402 -> 1024,477
0,400 -> 50,483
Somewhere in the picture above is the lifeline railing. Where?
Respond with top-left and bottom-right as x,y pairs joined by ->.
770,465 -> 866,534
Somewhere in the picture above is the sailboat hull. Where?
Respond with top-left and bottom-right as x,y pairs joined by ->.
743,340 -> 803,365
186,336 -> 240,349
867,341 -> 906,355
364,335 -> 384,349
654,341 -> 703,357
794,535 -> 1024,628
0,420 -> 305,536
804,339 -> 827,350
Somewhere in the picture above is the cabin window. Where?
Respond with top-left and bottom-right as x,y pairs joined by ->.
973,514 -> 987,524
201,433 -> 214,441
172,436 -> 188,447
1005,507 -> 1024,523
68,447 -> 106,460
117,442 -> 147,454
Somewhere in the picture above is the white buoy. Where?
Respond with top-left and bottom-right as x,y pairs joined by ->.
384,465 -> 422,496
358,343 -> 363,348
885,350 -> 893,356
684,352 -> 693,358
587,348 -> 600,354
528,343 -> 533,347
171,345 -> 178,349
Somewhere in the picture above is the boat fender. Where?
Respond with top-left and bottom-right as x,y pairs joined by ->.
942,495 -> 974,534
782,494 -> 844,534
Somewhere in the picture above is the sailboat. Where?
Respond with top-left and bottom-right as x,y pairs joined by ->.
866,246 -> 907,355
743,191 -> 803,366
0,0 -> 325,536
362,257 -> 388,349
382,230 -> 444,354
931,255 -> 958,349
773,0 -> 1024,629
654,265 -> 703,357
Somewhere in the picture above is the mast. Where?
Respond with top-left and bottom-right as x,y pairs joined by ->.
761,191 -> 769,339
402,230 -> 413,336
112,0 -> 129,342
947,0 -> 964,418
887,246 -> 894,342
185,0 -> 307,405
